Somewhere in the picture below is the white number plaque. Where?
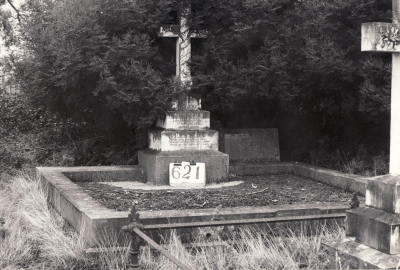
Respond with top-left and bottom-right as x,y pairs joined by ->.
169,161 -> 206,187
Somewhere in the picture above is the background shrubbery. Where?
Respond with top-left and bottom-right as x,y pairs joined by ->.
0,0 -> 394,174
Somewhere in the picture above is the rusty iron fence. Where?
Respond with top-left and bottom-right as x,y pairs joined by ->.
121,204 -> 348,270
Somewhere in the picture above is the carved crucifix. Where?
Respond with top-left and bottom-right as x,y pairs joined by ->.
362,1 -> 400,174
158,4 -> 207,110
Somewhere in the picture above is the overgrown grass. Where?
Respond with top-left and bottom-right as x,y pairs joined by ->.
0,173 -> 344,269
141,222 -> 343,270
0,173 -> 87,269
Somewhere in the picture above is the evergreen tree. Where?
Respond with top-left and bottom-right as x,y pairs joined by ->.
6,0 -> 394,158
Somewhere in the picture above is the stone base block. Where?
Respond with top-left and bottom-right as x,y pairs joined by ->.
138,149 -> 229,185
149,128 -> 219,151
347,207 -> 400,254
323,237 -> 400,269
366,174 -> 400,214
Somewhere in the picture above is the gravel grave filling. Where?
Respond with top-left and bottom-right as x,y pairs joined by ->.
75,174 -> 365,211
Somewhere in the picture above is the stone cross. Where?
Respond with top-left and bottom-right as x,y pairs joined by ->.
362,0 -> 400,174
158,4 -> 207,110
139,3 -> 228,186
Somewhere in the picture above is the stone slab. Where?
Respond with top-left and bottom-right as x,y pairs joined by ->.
149,128 -> 219,151
156,110 -> 210,130
138,149 -> 229,185
218,129 -> 280,161
324,237 -> 400,269
347,207 -> 400,254
366,174 -> 400,214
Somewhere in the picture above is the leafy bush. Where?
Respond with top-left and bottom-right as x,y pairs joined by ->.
1,0 -> 394,164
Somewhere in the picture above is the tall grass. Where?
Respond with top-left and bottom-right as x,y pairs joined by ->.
0,173 -> 86,269
140,222 -> 344,270
0,173 -> 344,269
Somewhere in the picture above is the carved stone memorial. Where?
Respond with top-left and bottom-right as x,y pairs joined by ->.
138,3 -> 228,185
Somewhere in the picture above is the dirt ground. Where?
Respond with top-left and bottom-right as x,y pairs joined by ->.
76,174 -> 365,211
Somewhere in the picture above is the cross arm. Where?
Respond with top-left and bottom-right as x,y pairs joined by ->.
158,24 -> 208,38
362,22 -> 400,52
159,25 -> 180,37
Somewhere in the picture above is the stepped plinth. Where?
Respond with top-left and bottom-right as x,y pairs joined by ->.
324,175 -> 400,268
139,100 -> 228,185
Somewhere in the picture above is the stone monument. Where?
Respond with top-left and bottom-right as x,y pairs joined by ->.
219,128 -> 280,162
324,1 -> 400,268
138,4 -> 229,185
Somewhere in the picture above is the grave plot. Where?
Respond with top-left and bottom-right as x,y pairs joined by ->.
37,162 -> 367,248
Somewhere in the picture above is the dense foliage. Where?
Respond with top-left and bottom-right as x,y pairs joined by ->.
3,0 -> 394,162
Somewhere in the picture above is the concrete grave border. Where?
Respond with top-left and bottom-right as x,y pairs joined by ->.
37,162 -> 368,247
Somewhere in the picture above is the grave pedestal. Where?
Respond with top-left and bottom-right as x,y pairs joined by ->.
138,149 -> 228,186
143,4 -> 229,185
324,174 -> 400,268
139,103 -> 229,185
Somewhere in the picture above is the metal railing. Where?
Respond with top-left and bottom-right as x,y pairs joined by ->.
121,204 -> 348,270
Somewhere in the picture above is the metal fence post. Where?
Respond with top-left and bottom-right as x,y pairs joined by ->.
122,205 -> 143,270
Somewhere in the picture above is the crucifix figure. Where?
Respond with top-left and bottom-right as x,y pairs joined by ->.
158,3 -> 207,110
362,0 -> 400,174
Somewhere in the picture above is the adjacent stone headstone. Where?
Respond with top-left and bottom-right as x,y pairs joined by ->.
219,129 -> 280,162
324,1 -> 400,267
138,3 -> 228,185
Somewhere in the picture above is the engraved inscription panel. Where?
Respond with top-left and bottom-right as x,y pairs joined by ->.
167,134 -> 214,150
157,111 -> 210,130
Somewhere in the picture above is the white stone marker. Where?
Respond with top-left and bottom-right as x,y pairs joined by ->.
169,161 -> 206,187
362,1 -> 400,174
